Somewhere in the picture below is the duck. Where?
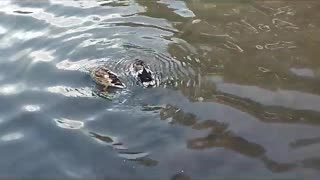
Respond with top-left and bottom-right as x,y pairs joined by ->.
131,59 -> 156,88
90,67 -> 125,91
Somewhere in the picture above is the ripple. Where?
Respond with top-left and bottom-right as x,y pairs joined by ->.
0,132 -> 24,142
13,10 -> 33,14
274,6 -> 296,16
56,59 -> 108,72
240,19 -> 259,34
113,143 -> 128,150
272,18 -> 299,30
34,10 -> 84,27
0,3 -> 85,27
100,48 -> 197,88
0,30 -> 47,49
0,83 -> 24,95
13,30 -> 47,40
223,40 -> 244,53
0,1 -> 319,178
0,30 -> 48,49
258,24 -> 271,32
264,41 -> 296,50
0,4 -> 41,16
290,68 -> 315,78
8,48 -> 32,62
30,50 -> 55,62
49,0 -> 99,8
0,1 -> 10,7
0,25 -> 7,35
290,136 -> 320,149
50,25 -> 95,39
213,80 -> 320,112
47,86 -> 95,98
117,151 -> 149,160
79,38 -> 119,48
157,0 -> 195,18
22,104 -> 41,112
89,132 -> 114,144
62,33 -> 92,42
99,0 -> 132,7
54,118 -> 84,130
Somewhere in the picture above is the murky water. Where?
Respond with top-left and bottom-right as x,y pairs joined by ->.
1,0 -> 320,179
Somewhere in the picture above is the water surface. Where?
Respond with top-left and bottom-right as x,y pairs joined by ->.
1,0 -> 320,179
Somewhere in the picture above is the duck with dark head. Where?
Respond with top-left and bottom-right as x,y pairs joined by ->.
131,59 -> 156,88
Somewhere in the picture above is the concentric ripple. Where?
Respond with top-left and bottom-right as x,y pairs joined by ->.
53,13 -> 198,89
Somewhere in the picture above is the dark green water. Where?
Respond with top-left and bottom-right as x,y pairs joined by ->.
1,0 -> 320,179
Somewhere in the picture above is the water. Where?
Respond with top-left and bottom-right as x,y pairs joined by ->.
1,0 -> 320,179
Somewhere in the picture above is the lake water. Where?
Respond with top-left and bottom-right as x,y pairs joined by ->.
1,0 -> 320,179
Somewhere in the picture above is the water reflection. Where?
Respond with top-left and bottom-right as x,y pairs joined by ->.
171,172 -> 191,180
138,1 -> 320,177
0,132 -> 24,142
136,0 -> 320,127
157,0 -> 195,18
50,0 -> 99,8
290,68 -> 315,78
89,130 -> 158,167
22,104 -> 41,112
1,0 -> 320,179
29,50 -> 55,62
0,83 -> 24,95
290,136 -> 320,149
47,86 -> 95,98
54,118 -> 84,130
99,0 -> 131,7
158,104 -> 296,172
0,25 -> 7,35
89,132 -> 114,143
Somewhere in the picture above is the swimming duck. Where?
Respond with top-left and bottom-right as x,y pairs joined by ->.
90,67 -> 125,91
131,59 -> 156,88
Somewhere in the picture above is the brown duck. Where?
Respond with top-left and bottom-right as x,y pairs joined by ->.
90,67 -> 125,91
